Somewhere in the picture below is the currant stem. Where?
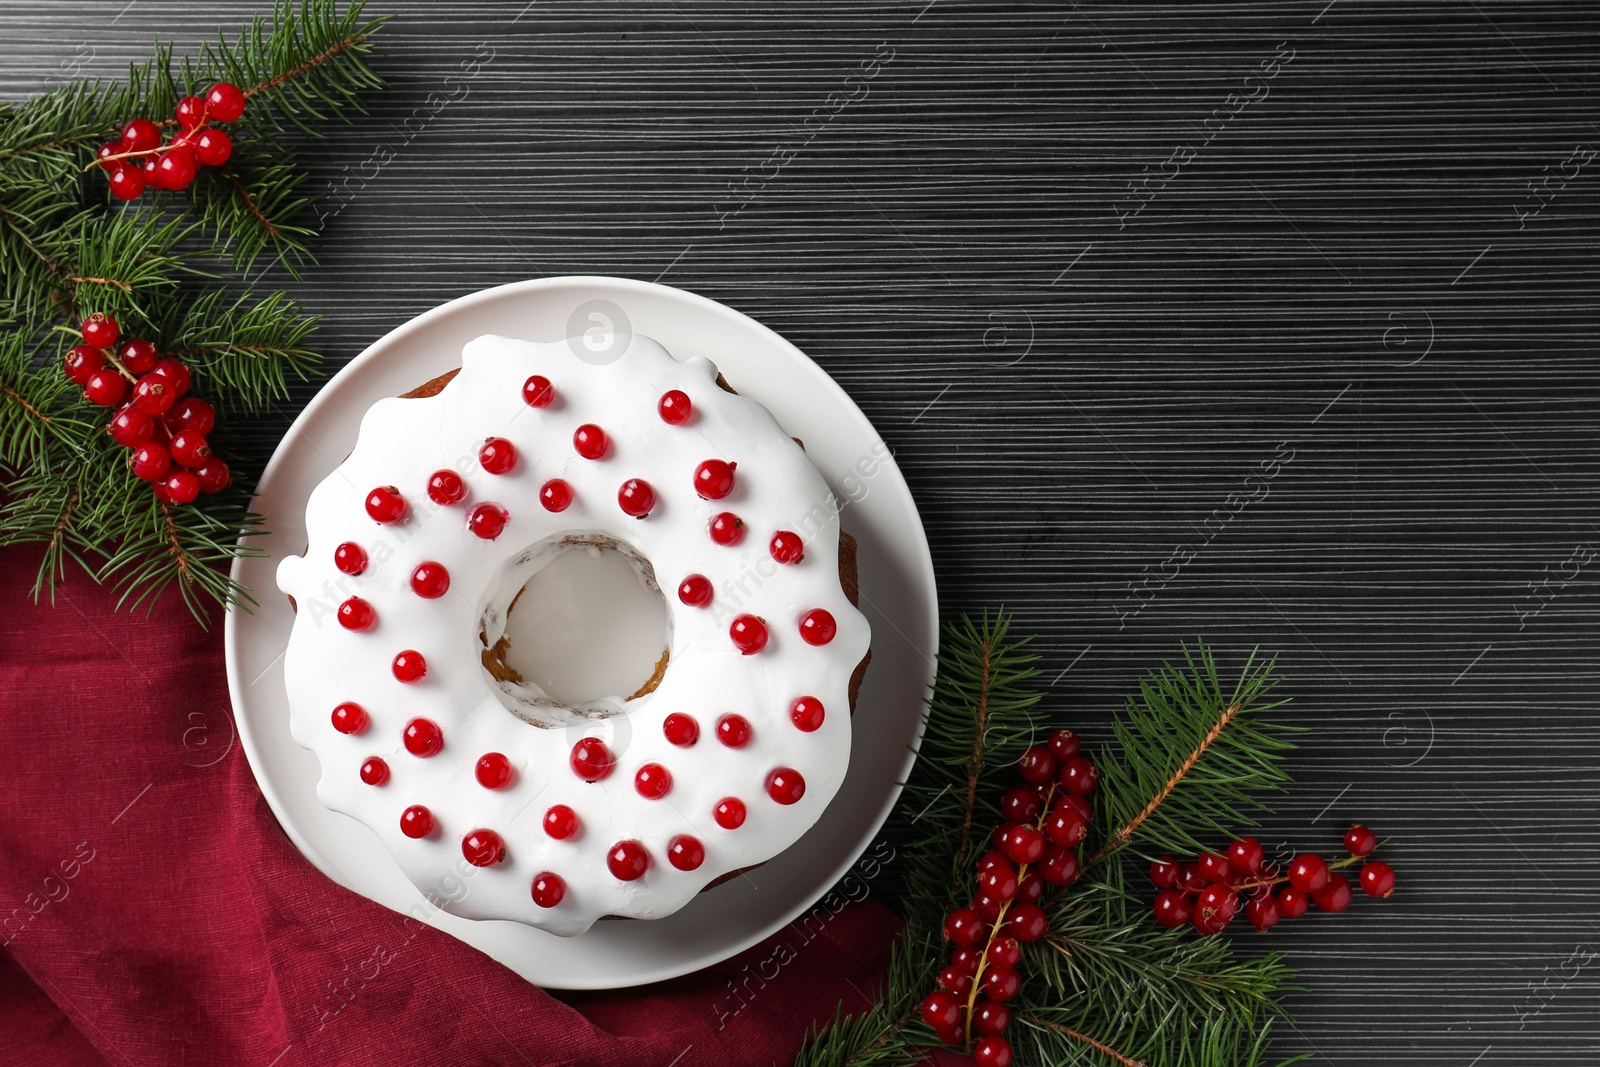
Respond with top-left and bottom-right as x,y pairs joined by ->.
961,780 -> 1058,1049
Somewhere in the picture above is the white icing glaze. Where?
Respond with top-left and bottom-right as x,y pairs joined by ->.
275,333 -> 870,936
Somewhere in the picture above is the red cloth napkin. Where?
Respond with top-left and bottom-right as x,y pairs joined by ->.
0,544 -> 906,1067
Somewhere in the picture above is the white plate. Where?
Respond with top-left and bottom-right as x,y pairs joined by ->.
224,277 -> 939,989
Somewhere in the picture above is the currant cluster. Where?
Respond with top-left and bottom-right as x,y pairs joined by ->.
919,729 -> 1096,1067
64,313 -> 230,505
93,82 -> 247,200
1149,824 -> 1396,935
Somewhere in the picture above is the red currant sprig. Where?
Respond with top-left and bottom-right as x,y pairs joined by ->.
92,82 -> 247,201
66,313 -> 230,505
922,729 -> 1094,1066
1148,823 -> 1395,936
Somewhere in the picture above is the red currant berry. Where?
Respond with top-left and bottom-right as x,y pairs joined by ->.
64,345 -> 105,384
607,840 -> 650,881
713,796 -> 746,829
1287,854 -> 1330,893
662,713 -> 699,747
716,713 -> 752,748
330,702 -> 368,734
131,374 -> 175,414
96,141 -> 123,172
359,757 -> 389,786
115,340 -> 158,378
769,530 -> 804,564
1038,845 -> 1080,887
982,966 -> 1020,1002
1059,756 -> 1098,794
365,486 -> 406,524
974,892 -> 1004,921
709,512 -> 744,545
977,850 -> 1012,874
392,650 -> 427,683
108,407 -> 154,447
479,437 -> 516,474
920,990 -> 962,1031
729,614 -> 768,654
203,82 -> 246,123
81,313 -> 119,349
141,155 -> 161,187
531,872 -> 566,907
618,478 -> 655,517
1047,728 -> 1080,761
108,163 -> 145,200
1313,873 -> 1353,912
678,573 -> 713,607
167,396 -> 213,434
1007,902 -> 1048,942
399,805 -> 434,839
544,805 -> 579,839
540,478 -> 573,512
336,596 -> 375,631
570,737 -> 615,781
972,998 -> 1011,1038
154,149 -> 196,190
1019,870 -> 1046,904
667,834 -> 705,871
766,767 -> 805,805
334,541 -> 367,575
1360,860 -> 1395,898
468,502 -> 508,540
789,696 -> 825,732
84,369 -> 126,407
973,1036 -> 1012,1067
1045,802 -> 1089,847
1276,886 -> 1310,918
194,128 -> 232,167
193,458 -> 230,494
1195,884 -> 1239,927
168,430 -> 210,468
1016,744 -> 1056,784
1000,824 -> 1045,865
694,459 -> 736,499
175,95 -> 206,128
522,374 -> 555,408
937,966 -> 973,996
979,865 -> 1018,903
573,423 -> 608,459
1345,824 -> 1378,857
798,609 -> 837,646
427,469 -> 466,505
475,752 -> 513,789
462,829 -> 506,867
1001,787 -> 1042,823
1150,856 -> 1181,889
635,762 -> 673,799
986,935 -> 1022,969
1154,887 -> 1193,927
658,389 -> 691,424
1228,837 -> 1266,875
130,442 -> 171,481
151,359 -> 190,397
1245,894 -> 1281,932
949,947 -> 982,975
1196,852 -> 1232,884
121,118 -> 161,153
944,907 -> 984,946
1180,861 -> 1209,894
410,561 -> 450,599
160,470 -> 200,508
402,718 -> 442,756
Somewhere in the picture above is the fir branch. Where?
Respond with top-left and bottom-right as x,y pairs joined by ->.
160,289 -> 320,413
1087,644 -> 1295,864
1015,1014 -> 1147,1067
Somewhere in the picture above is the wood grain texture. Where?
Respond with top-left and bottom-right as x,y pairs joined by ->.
7,1 -> 1600,1063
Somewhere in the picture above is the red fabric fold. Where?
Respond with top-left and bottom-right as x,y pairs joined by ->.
0,545 -> 902,1067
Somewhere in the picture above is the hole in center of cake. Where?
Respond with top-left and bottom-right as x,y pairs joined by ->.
479,536 -> 670,720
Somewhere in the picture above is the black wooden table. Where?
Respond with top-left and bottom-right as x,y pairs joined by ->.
7,2 -> 1599,1063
